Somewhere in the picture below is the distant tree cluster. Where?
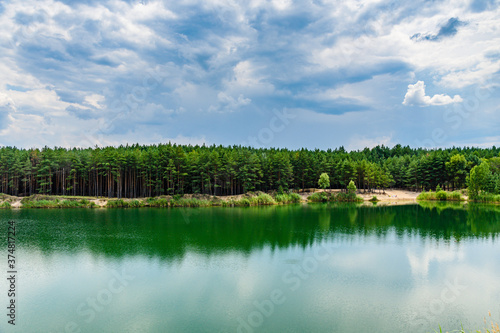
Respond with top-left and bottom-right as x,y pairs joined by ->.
0,143 -> 499,198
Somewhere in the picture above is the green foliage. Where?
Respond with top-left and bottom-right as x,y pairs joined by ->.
106,199 -> 128,208
473,193 -> 500,203
369,196 -> 379,202
21,198 -> 92,208
417,190 -> 464,201
0,201 -> 11,209
249,193 -> 275,205
468,161 -> 493,199
145,197 -> 169,207
308,192 -> 329,202
435,190 -> 447,200
277,185 -> 284,195
274,193 -> 302,204
335,192 -> 363,202
308,191 -> 362,203
445,154 -> 468,190
79,199 -> 90,205
1,144 -> 500,199
318,173 -> 330,189
169,198 -> 212,207
347,180 -> 357,194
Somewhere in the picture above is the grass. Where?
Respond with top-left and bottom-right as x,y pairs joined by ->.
417,190 -> 464,201
274,193 -> 302,204
21,199 -> 94,208
249,193 -> 275,205
144,197 -> 169,207
307,191 -> 363,203
106,199 -> 145,208
471,193 -> 500,204
169,198 -> 213,207
15,190 -> 363,209
0,201 -> 11,209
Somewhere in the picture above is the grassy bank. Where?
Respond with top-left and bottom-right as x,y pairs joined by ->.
10,192 -> 304,209
307,191 -> 363,203
471,193 -> 500,204
21,197 -> 98,208
417,190 -> 464,201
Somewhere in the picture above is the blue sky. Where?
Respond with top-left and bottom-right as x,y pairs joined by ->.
0,0 -> 499,150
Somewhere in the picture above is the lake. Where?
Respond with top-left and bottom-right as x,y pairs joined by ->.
1,203 -> 499,332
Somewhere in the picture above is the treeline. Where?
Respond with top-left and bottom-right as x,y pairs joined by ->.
0,143 -> 500,198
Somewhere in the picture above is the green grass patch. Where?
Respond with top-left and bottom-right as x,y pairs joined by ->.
308,191 -> 363,203
0,201 -> 11,209
106,199 -> 144,208
22,199 -> 91,208
169,198 -> 212,207
249,193 -> 275,205
274,193 -> 302,204
417,190 -> 464,201
471,192 -> 500,204
145,197 -> 169,207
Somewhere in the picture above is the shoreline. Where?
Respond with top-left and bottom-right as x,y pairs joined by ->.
0,189 -> 435,209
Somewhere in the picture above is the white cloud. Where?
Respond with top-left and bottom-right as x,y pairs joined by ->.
84,94 -> 105,109
347,134 -> 394,151
402,81 -> 463,107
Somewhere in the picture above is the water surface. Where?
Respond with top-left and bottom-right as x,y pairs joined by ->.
0,203 -> 499,332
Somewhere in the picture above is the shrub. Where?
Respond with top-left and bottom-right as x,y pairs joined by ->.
435,190 -> 447,201
146,198 -> 169,207
274,193 -> 302,204
236,198 -> 251,206
335,192 -> 363,202
79,199 -> 90,206
127,200 -> 144,208
308,192 -> 328,202
106,199 -> 127,208
250,193 -> 275,205
0,201 -> 11,209
417,190 -> 464,201
473,193 -> 500,203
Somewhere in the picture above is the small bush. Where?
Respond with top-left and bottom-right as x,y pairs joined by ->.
236,198 -> 251,206
334,192 -> 363,202
418,190 -> 464,201
106,199 -> 127,208
0,201 -> 11,209
308,192 -> 328,202
127,200 -> 143,208
79,199 -> 90,205
146,198 -> 169,207
473,193 -> 500,203
274,193 -> 302,204
250,193 -> 275,205
435,190 -> 447,201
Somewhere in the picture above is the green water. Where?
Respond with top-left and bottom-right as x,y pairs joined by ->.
0,203 -> 499,333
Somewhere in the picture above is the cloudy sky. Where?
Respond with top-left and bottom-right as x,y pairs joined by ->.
0,0 -> 499,150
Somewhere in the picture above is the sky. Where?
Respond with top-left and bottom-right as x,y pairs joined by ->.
0,0 -> 499,151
